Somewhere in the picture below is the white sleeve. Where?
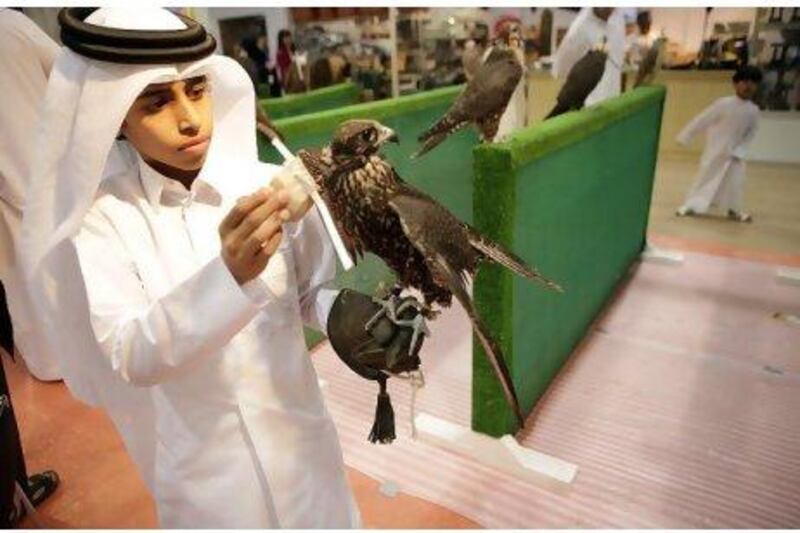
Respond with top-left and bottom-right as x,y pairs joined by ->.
74,210 -> 262,386
0,11 -> 60,210
676,99 -> 724,146
287,207 -> 340,332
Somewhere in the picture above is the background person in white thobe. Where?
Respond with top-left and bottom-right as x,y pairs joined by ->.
626,10 -> 658,68
0,8 -> 62,382
552,7 -> 626,107
20,7 -> 425,528
675,66 -> 762,222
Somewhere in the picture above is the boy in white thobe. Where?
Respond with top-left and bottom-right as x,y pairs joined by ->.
21,7 -> 425,528
676,66 -> 762,222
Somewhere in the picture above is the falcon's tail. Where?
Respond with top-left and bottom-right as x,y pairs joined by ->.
412,113 -> 467,159
437,256 -> 525,428
411,131 -> 449,159
545,100 -> 572,120
469,230 -> 563,292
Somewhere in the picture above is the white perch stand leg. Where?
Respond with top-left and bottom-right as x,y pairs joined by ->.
776,267 -> 800,286
414,412 -> 578,491
641,242 -> 684,265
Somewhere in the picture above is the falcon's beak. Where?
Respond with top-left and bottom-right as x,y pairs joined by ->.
378,126 -> 399,145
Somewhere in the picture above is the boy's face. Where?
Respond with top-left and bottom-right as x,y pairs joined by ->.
121,75 -> 213,171
734,79 -> 758,101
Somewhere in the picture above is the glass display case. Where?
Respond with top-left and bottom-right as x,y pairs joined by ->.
752,7 -> 800,111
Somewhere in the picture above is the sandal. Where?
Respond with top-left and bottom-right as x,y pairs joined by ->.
727,210 -> 753,223
26,471 -> 60,507
7,471 -> 60,525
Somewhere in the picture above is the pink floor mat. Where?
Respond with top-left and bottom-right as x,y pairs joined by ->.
312,251 -> 800,528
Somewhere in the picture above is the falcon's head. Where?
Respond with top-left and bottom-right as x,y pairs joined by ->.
331,119 -> 399,158
495,19 -> 522,49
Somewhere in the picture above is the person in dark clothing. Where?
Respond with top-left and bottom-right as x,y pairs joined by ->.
240,36 -> 268,83
241,35 -> 282,98
276,29 -> 296,90
1,283 -> 59,527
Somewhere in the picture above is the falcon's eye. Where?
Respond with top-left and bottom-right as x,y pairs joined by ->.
361,129 -> 374,142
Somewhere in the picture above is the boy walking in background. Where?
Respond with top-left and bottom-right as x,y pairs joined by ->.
676,66 -> 762,222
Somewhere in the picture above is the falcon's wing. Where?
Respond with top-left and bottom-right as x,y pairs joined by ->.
466,227 -> 563,292
546,50 -> 606,119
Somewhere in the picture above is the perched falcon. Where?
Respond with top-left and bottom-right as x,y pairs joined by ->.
299,119 -> 563,428
413,26 -> 525,158
633,37 -> 666,88
545,49 -> 607,119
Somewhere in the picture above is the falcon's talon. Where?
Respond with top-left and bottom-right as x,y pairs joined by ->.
365,294 -> 401,332
365,293 -> 430,357
393,299 -> 432,355
407,315 -> 430,357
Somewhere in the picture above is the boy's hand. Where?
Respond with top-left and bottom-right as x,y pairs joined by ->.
219,187 -> 291,285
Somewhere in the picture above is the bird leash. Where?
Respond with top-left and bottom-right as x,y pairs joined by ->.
261,129 -> 355,271
596,37 -> 623,72
387,368 -> 426,439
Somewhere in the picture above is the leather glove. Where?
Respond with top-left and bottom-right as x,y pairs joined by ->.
327,289 -> 427,443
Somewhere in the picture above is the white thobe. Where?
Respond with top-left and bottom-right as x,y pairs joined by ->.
626,30 -> 658,66
0,8 -> 62,380
677,95 -> 760,213
552,8 -> 626,107
72,146 -> 360,528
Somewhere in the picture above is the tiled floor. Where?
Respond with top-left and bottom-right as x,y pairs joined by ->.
310,249 -> 800,528
5,353 -> 478,528
649,153 -> 800,257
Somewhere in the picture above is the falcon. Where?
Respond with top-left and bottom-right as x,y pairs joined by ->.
545,48 -> 607,119
299,119 -> 563,428
413,25 -> 525,158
